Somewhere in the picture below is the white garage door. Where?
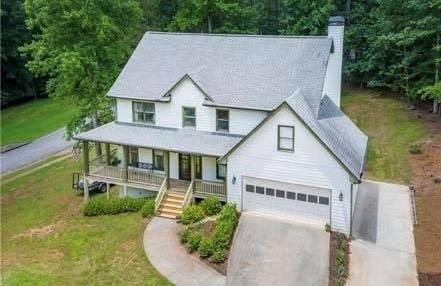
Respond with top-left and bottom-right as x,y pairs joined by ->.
242,177 -> 331,225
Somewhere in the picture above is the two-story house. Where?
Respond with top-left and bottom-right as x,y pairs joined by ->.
75,16 -> 367,235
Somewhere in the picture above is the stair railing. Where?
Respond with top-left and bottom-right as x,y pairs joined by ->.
155,175 -> 168,214
181,180 -> 194,210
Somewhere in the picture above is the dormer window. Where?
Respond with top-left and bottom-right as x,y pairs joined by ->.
278,125 -> 294,152
182,107 -> 196,127
216,109 -> 229,132
133,101 -> 155,124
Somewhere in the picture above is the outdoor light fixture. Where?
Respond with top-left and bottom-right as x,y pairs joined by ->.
232,176 -> 236,185
339,192 -> 343,201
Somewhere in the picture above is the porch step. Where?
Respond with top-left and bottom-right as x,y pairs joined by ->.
157,190 -> 185,219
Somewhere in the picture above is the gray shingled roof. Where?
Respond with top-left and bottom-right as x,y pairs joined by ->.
108,32 -> 332,111
286,91 -> 368,179
74,122 -> 243,157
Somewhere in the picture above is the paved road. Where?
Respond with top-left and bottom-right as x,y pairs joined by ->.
144,217 -> 226,286
348,180 -> 418,286
1,128 -> 74,174
227,213 -> 329,286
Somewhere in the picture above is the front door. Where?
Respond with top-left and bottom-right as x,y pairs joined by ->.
179,154 -> 191,181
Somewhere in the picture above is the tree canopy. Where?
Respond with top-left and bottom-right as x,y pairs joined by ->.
21,0 -> 143,137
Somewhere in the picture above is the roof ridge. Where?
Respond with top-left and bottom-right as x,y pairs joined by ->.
145,31 -> 329,40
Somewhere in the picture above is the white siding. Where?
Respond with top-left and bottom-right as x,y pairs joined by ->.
116,99 -> 132,122
202,156 -> 222,182
169,152 -> 179,179
115,78 -> 268,135
226,105 -> 352,234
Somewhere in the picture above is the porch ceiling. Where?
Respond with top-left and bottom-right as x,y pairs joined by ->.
74,121 -> 243,157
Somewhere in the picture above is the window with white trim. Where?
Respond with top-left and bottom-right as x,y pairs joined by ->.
133,101 -> 155,124
278,125 -> 294,151
182,107 -> 196,127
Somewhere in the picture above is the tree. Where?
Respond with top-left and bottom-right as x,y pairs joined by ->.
1,0 -> 40,107
21,0 -> 143,141
168,0 -> 258,34
279,0 -> 337,36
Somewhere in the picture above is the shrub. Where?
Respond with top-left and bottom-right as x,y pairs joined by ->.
209,248 -> 227,263
180,227 -> 191,244
84,197 -> 146,216
211,204 -> 238,249
141,199 -> 155,218
218,203 -> 238,224
181,205 -> 205,225
409,143 -> 423,154
185,231 -> 202,253
200,196 -> 222,216
198,237 -> 214,258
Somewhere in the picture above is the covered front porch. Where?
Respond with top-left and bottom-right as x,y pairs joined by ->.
82,141 -> 228,202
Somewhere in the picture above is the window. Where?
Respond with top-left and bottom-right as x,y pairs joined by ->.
276,189 -> 285,198
128,146 -> 138,166
286,191 -> 296,200
266,188 -> 275,196
216,163 -> 227,179
153,150 -> 164,171
133,101 -> 155,124
216,109 -> 229,132
182,107 -> 196,127
319,196 -> 329,205
256,186 -> 265,194
246,184 -> 255,193
308,195 -> 318,203
278,125 -> 294,151
195,156 -> 202,179
297,193 -> 307,201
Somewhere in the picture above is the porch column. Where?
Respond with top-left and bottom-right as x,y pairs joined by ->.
164,151 -> 170,188
105,143 -> 111,165
123,185 -> 127,197
106,183 -> 110,200
83,140 -> 89,175
190,155 -> 195,181
84,178 -> 89,202
122,145 -> 129,181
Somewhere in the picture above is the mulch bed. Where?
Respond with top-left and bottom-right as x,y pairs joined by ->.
328,232 -> 350,286
407,106 -> 441,286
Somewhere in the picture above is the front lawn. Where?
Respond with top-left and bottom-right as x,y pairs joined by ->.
341,89 -> 426,183
1,98 -> 77,146
0,158 -> 170,285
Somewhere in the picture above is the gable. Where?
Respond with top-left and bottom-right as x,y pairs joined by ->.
221,101 -> 365,182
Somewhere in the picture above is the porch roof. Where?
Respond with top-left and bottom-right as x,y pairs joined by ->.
74,121 -> 243,157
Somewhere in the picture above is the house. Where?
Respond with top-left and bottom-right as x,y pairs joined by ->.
75,16 -> 368,235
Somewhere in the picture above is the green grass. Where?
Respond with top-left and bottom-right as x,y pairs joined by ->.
0,158 -> 171,286
342,89 -> 426,183
1,98 -> 77,146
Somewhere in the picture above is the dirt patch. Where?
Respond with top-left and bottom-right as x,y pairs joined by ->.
12,220 -> 64,239
328,232 -> 349,286
407,107 -> 441,286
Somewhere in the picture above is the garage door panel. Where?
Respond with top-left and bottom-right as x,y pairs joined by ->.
243,177 -> 330,225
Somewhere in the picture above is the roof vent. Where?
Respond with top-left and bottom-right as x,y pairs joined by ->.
328,16 -> 345,26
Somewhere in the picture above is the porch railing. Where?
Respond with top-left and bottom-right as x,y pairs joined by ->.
155,176 -> 169,214
89,152 -> 165,187
194,179 -> 226,198
182,180 -> 194,210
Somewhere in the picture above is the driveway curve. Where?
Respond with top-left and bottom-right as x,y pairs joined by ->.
143,217 -> 226,286
1,128 -> 73,174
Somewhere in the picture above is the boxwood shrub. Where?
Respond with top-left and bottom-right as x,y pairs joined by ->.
181,205 -> 205,225
141,199 -> 155,218
185,231 -> 202,252
200,196 -> 222,216
84,197 -> 146,216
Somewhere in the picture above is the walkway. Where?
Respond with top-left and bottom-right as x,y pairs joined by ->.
143,217 -> 226,286
1,128 -> 74,174
348,180 -> 418,286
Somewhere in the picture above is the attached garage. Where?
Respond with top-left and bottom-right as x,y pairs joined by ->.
242,177 -> 331,225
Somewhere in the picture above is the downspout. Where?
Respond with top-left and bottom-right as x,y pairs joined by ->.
350,183 -> 353,238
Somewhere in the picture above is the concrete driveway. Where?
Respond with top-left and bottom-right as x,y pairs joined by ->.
348,180 -> 418,286
1,128 -> 73,174
227,213 -> 329,286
